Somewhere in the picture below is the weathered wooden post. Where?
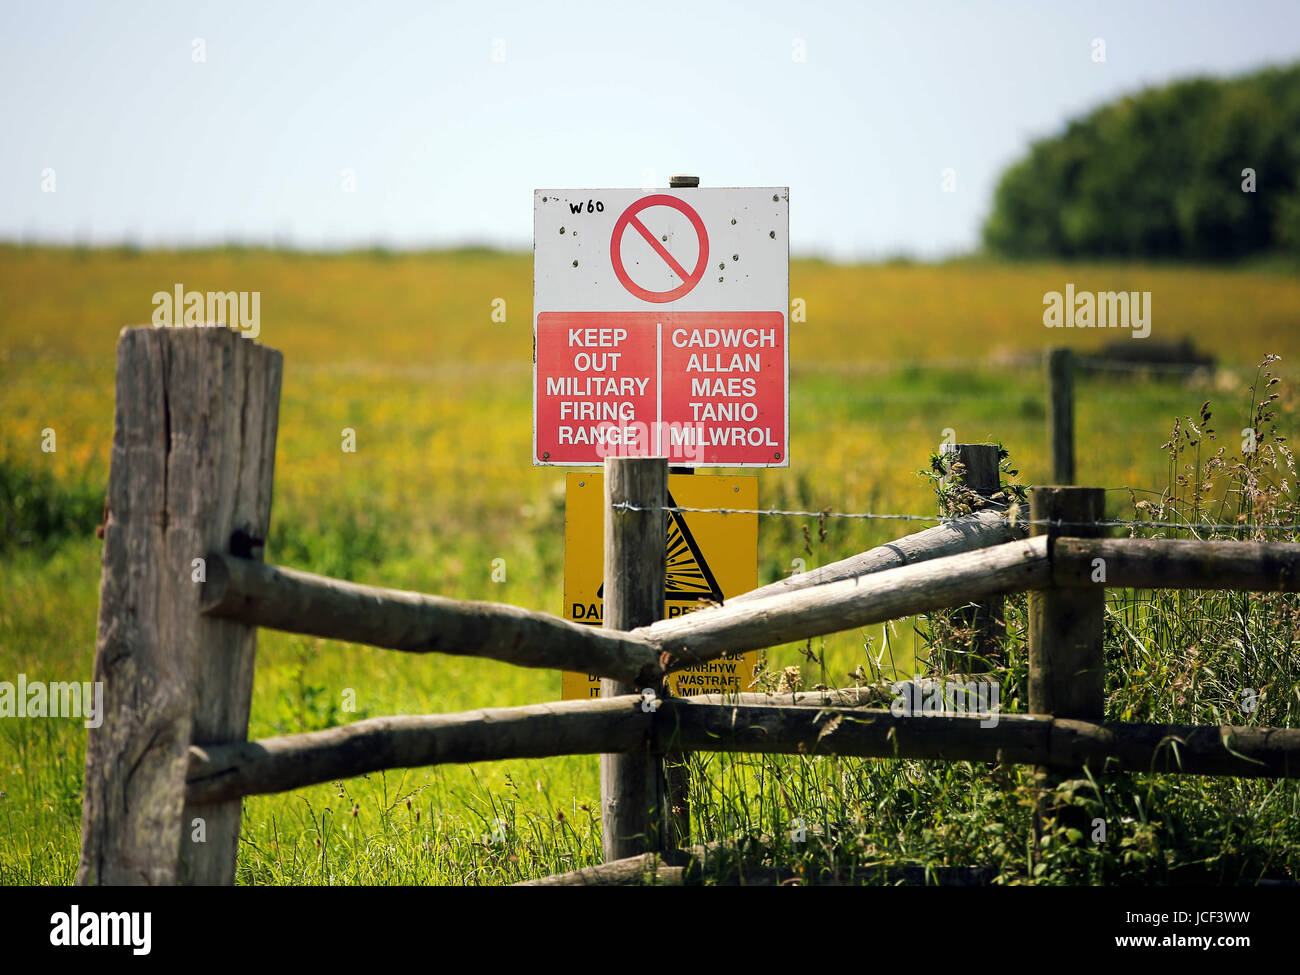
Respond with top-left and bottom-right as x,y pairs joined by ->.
659,172 -> 701,851
1047,348 -> 1075,485
1028,485 -> 1105,841
78,327 -> 281,885
601,456 -> 668,860
939,443 -> 1004,669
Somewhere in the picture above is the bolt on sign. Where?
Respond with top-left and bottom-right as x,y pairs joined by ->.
533,188 -> 789,468
560,473 -> 759,700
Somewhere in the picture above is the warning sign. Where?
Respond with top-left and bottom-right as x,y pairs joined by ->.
533,187 -> 789,468
560,472 -> 759,700
609,195 -> 711,302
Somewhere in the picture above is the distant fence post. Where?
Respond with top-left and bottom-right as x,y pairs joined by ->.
78,327 -> 282,885
601,456 -> 668,860
940,443 -> 1004,669
1028,485 -> 1105,841
1047,348 -> 1075,485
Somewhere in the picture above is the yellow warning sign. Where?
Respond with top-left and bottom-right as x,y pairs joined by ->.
561,472 -> 759,700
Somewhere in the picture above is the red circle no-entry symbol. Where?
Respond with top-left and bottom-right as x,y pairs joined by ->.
609,195 -> 709,303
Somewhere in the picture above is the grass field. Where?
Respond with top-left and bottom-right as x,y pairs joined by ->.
1,245 -> 1297,884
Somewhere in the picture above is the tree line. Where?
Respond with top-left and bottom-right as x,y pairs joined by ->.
983,63 -> 1300,260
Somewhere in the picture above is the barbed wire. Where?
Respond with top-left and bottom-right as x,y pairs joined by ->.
623,502 -> 943,523
611,501 -> 1299,534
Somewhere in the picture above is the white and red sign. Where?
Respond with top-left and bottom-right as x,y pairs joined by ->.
533,187 -> 789,467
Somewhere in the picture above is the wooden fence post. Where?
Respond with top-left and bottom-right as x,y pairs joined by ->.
601,456 -> 668,860
78,327 -> 282,885
939,443 -> 1004,669
1028,485 -> 1105,840
1047,348 -> 1075,485
663,172 -> 701,852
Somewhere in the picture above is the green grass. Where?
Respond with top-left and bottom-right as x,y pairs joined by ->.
1,246 -> 1298,884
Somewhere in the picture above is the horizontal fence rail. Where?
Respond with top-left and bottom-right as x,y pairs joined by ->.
199,551 -> 662,686
186,688 -> 904,803
635,536 -> 1050,665
185,693 -> 1300,805
1052,537 -> 1300,590
185,697 -> 649,805
201,535 -> 1300,688
726,508 -> 1019,604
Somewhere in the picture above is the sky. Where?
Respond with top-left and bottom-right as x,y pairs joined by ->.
2,0 -> 1299,260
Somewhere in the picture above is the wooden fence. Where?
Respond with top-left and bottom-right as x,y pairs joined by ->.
77,328 -> 1300,885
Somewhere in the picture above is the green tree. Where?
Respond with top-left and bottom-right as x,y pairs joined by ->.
983,64 -> 1300,260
